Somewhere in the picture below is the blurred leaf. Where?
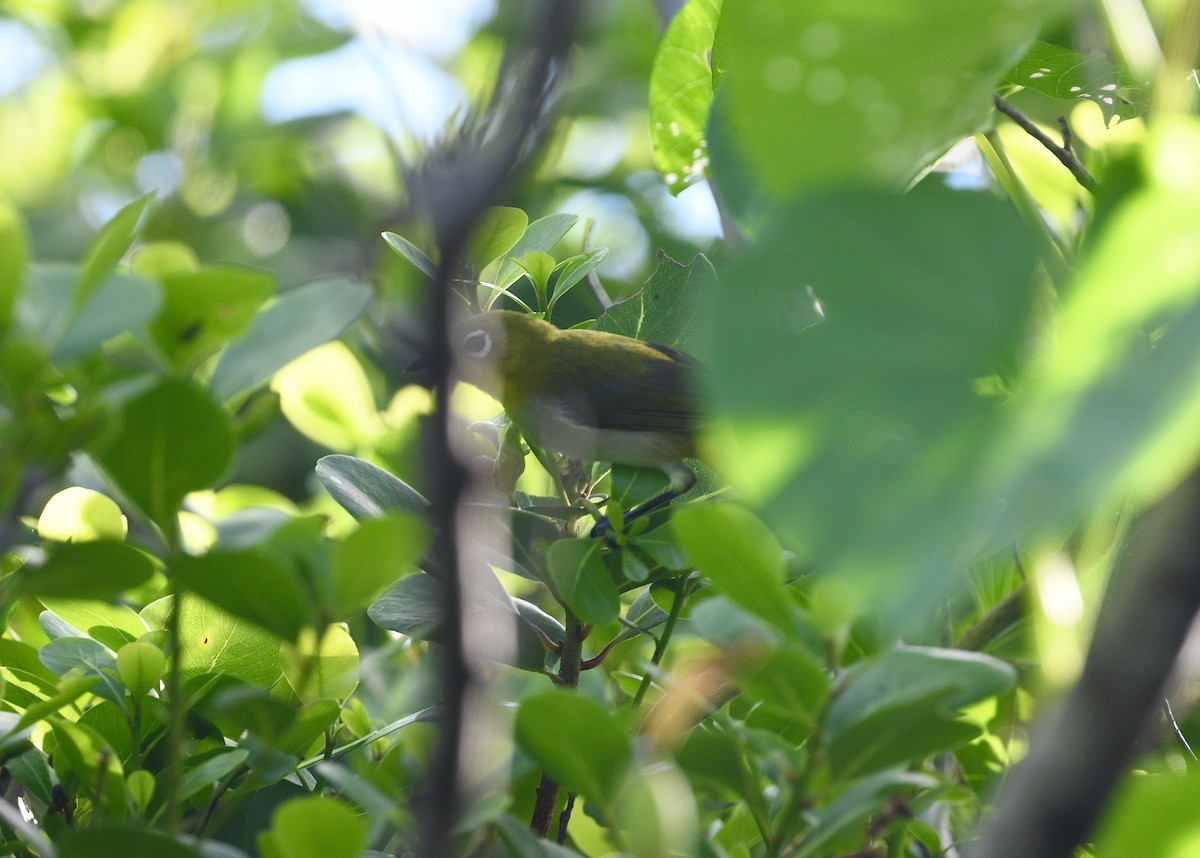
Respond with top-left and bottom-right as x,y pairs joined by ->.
0,195 -> 30,330
273,341 -> 381,452
9,675 -> 97,735
826,645 -> 1016,778
56,270 -> 162,362
547,538 -> 620,625
76,193 -> 152,304
209,276 -> 372,401
142,594 -> 283,686
59,826 -> 203,858
1095,767 -> 1200,857
796,771 -> 938,858
90,377 -> 234,533
515,690 -> 632,811
257,797 -> 367,858
50,719 -> 128,811
17,541 -> 154,600
708,186 -> 1037,611
149,265 -> 274,369
170,551 -> 312,641
649,0 -> 721,194
39,598 -> 149,641
712,0 -> 1061,196
738,644 -> 829,729
37,486 -> 127,542
673,503 -> 790,629
494,813 -> 585,857
382,231 -> 437,279
315,454 -> 431,521
597,251 -> 716,353
469,206 -> 528,269
178,748 -> 249,804
331,514 -> 431,617
980,121 -> 1200,543
279,625 -> 359,702
1003,40 -> 1147,125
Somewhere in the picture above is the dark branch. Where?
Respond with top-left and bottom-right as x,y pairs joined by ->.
993,95 -> 1098,193
411,3 -> 580,856
972,468 -> 1200,858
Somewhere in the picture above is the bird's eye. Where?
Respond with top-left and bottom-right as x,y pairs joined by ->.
463,329 -> 492,359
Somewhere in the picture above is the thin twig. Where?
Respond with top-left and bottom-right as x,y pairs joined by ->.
993,95 -> 1098,193
1163,697 -> 1199,762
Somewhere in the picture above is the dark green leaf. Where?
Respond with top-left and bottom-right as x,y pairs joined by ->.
59,826 -> 203,858
382,231 -> 437,278
368,573 -> 443,640
315,455 -> 430,521
17,541 -> 155,600
796,771 -> 938,858
547,538 -> 620,626
170,551 -> 312,641
39,637 -> 125,705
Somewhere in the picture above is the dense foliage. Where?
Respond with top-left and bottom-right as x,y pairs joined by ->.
1,0 -> 1199,856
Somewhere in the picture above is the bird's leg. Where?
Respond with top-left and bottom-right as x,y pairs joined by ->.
590,461 -> 696,539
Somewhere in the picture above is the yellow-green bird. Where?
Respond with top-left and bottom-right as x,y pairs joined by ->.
452,310 -> 701,535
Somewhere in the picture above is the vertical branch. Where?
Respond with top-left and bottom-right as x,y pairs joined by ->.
973,469 -> 1200,858
411,3 -> 580,856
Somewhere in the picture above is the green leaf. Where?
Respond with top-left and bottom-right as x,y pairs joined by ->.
209,276 -> 372,401
549,247 -> 608,313
672,503 -> 790,629
38,637 -> 126,706
59,826 -> 203,858
170,551 -> 312,641
116,641 -> 166,698
1003,40 -> 1147,125
796,771 -> 938,858
738,644 -> 829,729
39,598 -> 149,641
1095,767 -> 1200,857
382,231 -> 437,278
316,454 -> 431,521
279,625 -> 359,702
367,573 -> 443,640
17,541 -> 155,600
272,341 -> 381,452
469,206 -> 528,269
76,193 -> 152,304
142,594 -> 283,686
55,270 -> 162,362
490,214 -> 579,293
649,0 -> 722,194
712,0 -> 1062,196
90,377 -> 234,534
708,186 -> 1038,613
149,265 -> 275,369
36,486 -> 127,542
9,675 -> 98,734
178,748 -> 249,803
331,514 -> 431,617
515,690 -> 632,810
257,797 -> 368,858
494,813 -> 586,858
547,538 -> 620,626
596,251 -> 716,353
0,195 -> 30,331
825,645 -> 1016,778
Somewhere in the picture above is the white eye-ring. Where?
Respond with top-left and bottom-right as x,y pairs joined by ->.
463,329 -> 493,359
